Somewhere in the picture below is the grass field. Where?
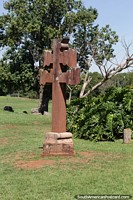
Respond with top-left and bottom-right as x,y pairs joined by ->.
0,96 -> 133,200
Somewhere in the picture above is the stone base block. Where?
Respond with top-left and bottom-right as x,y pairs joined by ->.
42,132 -> 74,156
123,128 -> 132,144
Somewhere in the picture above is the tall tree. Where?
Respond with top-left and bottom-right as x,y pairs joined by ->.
0,0 -> 88,61
2,46 -> 36,94
1,0 -> 133,104
0,0 -> 98,105
73,25 -> 133,98
0,1 -> 67,95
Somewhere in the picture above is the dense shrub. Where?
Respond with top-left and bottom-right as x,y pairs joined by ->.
67,87 -> 133,141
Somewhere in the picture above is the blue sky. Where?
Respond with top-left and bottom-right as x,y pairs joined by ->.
0,1 -> 6,15
83,0 -> 133,61
83,0 -> 133,40
1,0 -> 133,61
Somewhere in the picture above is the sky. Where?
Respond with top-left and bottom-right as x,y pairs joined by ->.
1,0 -> 133,62
83,0 -> 133,62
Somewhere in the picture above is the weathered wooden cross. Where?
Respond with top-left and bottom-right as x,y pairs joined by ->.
40,38 -> 80,155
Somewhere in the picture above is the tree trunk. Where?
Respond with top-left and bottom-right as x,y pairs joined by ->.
38,84 -> 52,114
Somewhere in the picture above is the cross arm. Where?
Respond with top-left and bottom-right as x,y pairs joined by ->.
40,69 -> 53,85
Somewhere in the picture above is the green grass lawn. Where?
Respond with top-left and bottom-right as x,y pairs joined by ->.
0,96 -> 133,200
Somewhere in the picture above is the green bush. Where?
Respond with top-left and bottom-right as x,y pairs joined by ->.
25,90 -> 39,99
67,87 -> 133,141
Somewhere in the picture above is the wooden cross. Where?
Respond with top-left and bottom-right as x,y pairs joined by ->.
40,38 -> 80,133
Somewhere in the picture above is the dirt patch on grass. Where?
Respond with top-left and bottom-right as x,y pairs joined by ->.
14,150 -> 123,170
15,152 -> 55,169
15,151 -> 96,170
16,159 -> 55,169
0,139 -> 8,146
59,151 -> 95,165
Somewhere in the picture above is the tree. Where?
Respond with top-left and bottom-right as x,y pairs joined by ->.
0,0 -> 99,105
1,46 -> 37,95
0,1 -> 80,77
0,0 -> 88,61
0,60 -> 13,95
1,0 -> 133,104
100,71 -> 133,90
74,27 -> 133,97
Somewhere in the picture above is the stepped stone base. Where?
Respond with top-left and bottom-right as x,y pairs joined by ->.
42,132 -> 74,156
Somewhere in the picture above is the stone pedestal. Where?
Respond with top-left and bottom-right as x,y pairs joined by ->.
123,128 -> 132,144
42,132 -> 74,156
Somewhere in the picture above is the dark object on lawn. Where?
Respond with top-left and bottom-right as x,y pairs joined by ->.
4,106 -> 14,112
23,111 -> 28,114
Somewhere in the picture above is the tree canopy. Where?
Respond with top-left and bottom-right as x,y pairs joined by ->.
1,0 -> 97,61
0,0 -> 132,97
0,0 -> 99,95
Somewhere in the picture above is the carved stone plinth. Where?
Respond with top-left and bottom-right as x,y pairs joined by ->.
42,132 -> 74,156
